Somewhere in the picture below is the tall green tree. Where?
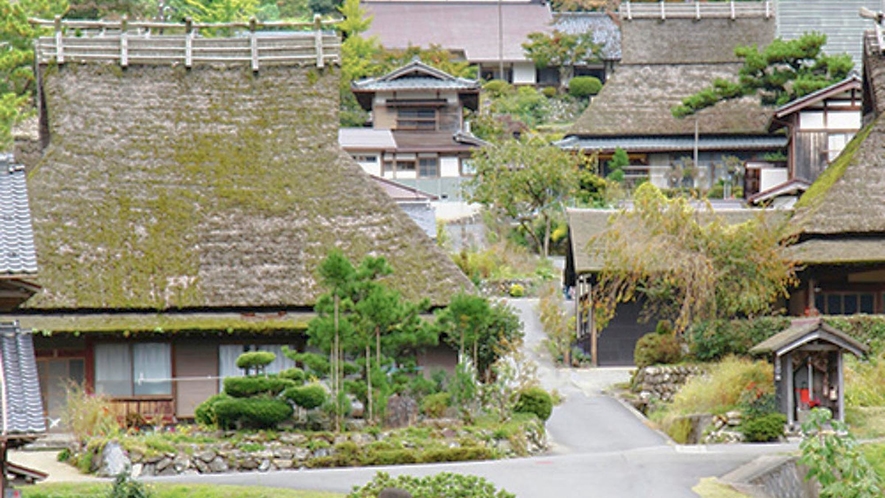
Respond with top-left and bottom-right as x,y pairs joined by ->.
465,136 -> 578,258
672,32 -> 853,118
434,293 -> 523,382
522,29 -> 599,88
0,0 -> 68,151
169,0 -> 259,24
594,183 -> 796,334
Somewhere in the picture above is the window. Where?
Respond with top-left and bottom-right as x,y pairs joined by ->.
418,158 -> 439,178
460,159 -> 476,176
397,109 -> 437,130
95,343 -> 172,396
396,160 -> 416,172
218,344 -> 297,389
354,155 -> 377,163
827,133 -> 854,162
814,292 -> 875,315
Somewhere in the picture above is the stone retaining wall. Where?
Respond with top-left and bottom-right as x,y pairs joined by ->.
631,365 -> 706,403
88,419 -> 548,478
722,455 -> 819,498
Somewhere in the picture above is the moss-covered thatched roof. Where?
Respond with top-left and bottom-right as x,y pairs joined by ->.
568,64 -> 774,137
27,63 -> 471,310
789,115 -> 881,239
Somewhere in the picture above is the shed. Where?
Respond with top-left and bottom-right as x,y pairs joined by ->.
750,318 -> 868,427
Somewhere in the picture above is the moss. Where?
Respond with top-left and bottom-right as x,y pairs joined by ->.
795,122 -> 874,211
25,314 -> 309,336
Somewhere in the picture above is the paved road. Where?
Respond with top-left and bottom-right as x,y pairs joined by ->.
147,298 -> 798,497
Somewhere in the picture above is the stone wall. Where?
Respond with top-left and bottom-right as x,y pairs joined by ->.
722,455 -> 819,498
86,420 -> 548,478
631,365 -> 706,403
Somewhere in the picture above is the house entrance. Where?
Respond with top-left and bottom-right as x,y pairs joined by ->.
36,357 -> 85,431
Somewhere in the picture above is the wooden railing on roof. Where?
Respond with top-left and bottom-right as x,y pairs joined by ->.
31,15 -> 340,70
620,1 -> 773,21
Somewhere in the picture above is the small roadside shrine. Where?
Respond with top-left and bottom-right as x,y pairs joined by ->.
750,318 -> 868,428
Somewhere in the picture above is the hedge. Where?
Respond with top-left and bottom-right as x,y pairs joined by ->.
235,351 -> 276,372
222,376 -> 295,398
283,383 -> 328,410
213,398 -> 293,429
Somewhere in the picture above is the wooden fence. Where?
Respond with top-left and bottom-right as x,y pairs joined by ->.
620,1 -> 774,20
31,16 -> 340,70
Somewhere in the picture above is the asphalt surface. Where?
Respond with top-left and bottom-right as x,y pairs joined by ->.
145,298 -> 799,497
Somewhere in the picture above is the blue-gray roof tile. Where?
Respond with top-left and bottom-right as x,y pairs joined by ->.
0,155 -> 38,275
0,323 -> 45,436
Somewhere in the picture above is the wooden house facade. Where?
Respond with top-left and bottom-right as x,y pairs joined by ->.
342,60 -> 485,201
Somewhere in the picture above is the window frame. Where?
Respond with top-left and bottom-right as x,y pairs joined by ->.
396,108 -> 438,131
94,342 -> 172,397
418,157 -> 439,178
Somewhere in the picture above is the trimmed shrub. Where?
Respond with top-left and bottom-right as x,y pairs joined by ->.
541,86 -> 557,98
222,376 -> 295,398
194,393 -> 231,427
419,446 -> 495,463
365,449 -> 420,466
508,283 -> 525,297
213,398 -> 293,429
741,412 -> 786,442
235,351 -> 276,373
284,383 -> 328,410
514,387 -> 553,421
350,471 -> 515,498
482,79 -> 512,97
420,392 -> 451,418
568,76 -> 602,98
634,333 -> 682,369
279,367 -> 307,384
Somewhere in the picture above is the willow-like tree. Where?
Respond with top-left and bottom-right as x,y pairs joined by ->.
465,136 -> 578,258
672,32 -> 853,118
593,183 -> 797,334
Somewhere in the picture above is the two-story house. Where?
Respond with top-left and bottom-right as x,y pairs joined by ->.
341,60 -> 485,201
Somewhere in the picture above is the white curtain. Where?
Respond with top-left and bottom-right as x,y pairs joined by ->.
133,343 -> 172,395
94,343 -> 132,397
218,344 -> 247,390
257,344 -> 296,374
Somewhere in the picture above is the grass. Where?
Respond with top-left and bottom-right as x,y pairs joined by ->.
661,357 -> 772,417
863,442 -> 885,482
846,407 -> 885,440
21,483 -> 343,498
692,478 -> 751,498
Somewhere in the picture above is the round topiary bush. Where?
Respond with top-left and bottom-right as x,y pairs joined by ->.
284,383 -> 328,410
482,79 -> 512,97
740,412 -> 787,442
541,86 -> 557,98
568,76 -> 603,99
279,367 -> 306,384
194,393 -> 231,427
508,283 -> 525,298
634,333 -> 682,369
222,376 -> 295,398
514,387 -> 553,421
236,351 -> 276,373
213,397 -> 294,429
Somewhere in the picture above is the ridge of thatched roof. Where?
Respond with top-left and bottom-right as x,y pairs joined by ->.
568,63 -> 774,137
863,30 -> 885,120
789,115 -> 882,238
27,63 -> 472,310
619,14 -> 774,66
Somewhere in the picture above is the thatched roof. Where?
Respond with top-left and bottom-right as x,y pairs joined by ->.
566,207 -> 790,274
619,15 -> 774,66
27,63 -> 471,310
789,114 -> 884,238
568,63 -> 774,137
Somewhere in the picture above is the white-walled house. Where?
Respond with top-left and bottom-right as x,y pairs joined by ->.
341,60 -> 486,201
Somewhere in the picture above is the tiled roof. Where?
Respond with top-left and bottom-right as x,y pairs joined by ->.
553,12 -> 621,61
0,323 -> 45,438
352,60 -> 480,92
371,176 -> 438,201
557,134 -> 786,153
0,155 -> 38,275
338,128 -> 397,150
363,0 -> 553,62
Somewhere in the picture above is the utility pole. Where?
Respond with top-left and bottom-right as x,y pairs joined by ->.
498,0 -> 504,81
